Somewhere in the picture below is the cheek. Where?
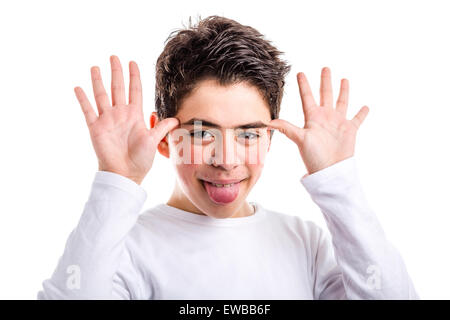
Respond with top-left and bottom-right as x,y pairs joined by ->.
245,163 -> 264,181
240,140 -> 269,183
174,163 -> 199,189
192,144 -> 208,164
172,146 -> 206,189
240,139 -> 270,166
170,136 -> 212,165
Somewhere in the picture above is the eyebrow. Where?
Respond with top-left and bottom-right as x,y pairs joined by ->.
180,118 -> 268,129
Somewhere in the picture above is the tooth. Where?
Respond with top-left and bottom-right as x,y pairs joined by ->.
210,182 -> 237,187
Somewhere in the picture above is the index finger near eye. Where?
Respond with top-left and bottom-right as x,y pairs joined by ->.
150,117 -> 180,145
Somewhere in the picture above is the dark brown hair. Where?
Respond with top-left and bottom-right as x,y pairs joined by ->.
155,15 -> 291,125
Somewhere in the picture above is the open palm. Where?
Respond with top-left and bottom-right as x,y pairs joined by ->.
74,55 -> 179,184
267,67 -> 369,175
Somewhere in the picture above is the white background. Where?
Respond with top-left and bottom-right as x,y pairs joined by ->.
0,0 -> 448,299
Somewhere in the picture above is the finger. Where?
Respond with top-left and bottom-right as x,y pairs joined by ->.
336,78 -> 349,116
320,67 -> 333,107
297,72 -> 317,116
74,86 -> 97,126
265,119 -> 305,143
90,66 -> 111,115
110,55 -> 126,106
129,61 -> 142,106
351,106 -> 370,129
150,117 -> 180,145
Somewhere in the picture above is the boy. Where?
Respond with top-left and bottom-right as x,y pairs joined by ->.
38,15 -> 419,299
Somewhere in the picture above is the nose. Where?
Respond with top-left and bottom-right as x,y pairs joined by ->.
210,129 -> 242,170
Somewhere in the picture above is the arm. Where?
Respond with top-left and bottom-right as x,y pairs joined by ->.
301,156 -> 419,299
266,67 -> 417,299
38,55 -> 179,299
37,171 -> 146,299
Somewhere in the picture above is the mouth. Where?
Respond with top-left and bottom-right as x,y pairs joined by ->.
200,178 -> 245,187
199,178 -> 247,204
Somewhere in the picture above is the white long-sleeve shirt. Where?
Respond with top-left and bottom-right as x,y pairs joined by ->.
37,156 -> 419,299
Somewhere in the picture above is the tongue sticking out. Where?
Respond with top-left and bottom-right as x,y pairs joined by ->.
203,180 -> 241,204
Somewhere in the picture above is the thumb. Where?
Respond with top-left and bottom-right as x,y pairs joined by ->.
150,117 -> 180,145
265,119 -> 304,143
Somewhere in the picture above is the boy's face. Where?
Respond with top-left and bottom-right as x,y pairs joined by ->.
157,78 -> 273,218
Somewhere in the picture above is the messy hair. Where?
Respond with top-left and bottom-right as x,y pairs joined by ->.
155,15 -> 291,126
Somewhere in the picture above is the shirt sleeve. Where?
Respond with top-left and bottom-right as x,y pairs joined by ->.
37,171 -> 147,299
300,156 -> 420,300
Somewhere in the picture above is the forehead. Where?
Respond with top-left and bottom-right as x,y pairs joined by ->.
176,78 -> 271,126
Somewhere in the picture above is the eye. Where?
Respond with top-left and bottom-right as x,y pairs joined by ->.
237,131 -> 260,140
189,130 -> 214,140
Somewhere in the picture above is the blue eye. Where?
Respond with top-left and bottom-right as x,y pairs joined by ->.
190,130 -> 214,140
238,132 -> 260,140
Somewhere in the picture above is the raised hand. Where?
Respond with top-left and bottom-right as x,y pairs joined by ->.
74,55 -> 179,185
266,67 -> 369,175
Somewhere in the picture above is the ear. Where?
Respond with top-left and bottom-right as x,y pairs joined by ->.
150,111 -> 170,158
